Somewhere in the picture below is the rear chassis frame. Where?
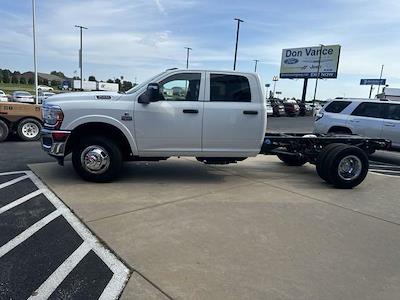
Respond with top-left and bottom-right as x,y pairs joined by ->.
260,132 -> 391,164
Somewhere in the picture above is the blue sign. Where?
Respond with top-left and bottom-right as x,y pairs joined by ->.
360,79 -> 386,85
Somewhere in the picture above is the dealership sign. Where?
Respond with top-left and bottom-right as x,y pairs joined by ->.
280,45 -> 341,79
360,79 -> 386,85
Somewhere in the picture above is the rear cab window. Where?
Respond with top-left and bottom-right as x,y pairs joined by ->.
210,74 -> 251,102
324,101 -> 351,113
387,104 -> 400,120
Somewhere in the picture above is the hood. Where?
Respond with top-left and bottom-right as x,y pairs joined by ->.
45,91 -> 122,103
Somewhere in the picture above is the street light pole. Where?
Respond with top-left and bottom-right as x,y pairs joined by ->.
75,25 -> 88,90
253,59 -> 259,72
32,0 -> 38,104
184,47 -> 192,69
233,18 -> 244,70
313,44 -> 324,113
377,64 -> 384,96
272,76 -> 279,98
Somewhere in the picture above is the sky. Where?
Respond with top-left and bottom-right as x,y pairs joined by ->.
1,0 -> 400,100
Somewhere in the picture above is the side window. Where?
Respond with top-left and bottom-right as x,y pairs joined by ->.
324,101 -> 351,113
387,104 -> 400,120
210,74 -> 251,102
159,73 -> 201,101
351,102 -> 384,118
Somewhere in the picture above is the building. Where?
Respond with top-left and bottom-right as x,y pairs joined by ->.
377,87 -> 400,101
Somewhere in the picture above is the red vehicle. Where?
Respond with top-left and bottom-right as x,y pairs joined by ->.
283,100 -> 300,116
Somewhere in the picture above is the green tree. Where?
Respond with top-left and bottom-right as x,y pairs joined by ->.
28,78 -> 34,84
2,71 -> 10,83
88,75 -> 96,81
50,80 -> 58,87
11,76 -> 18,84
20,77 -> 27,84
122,81 -> 133,92
107,79 -> 114,83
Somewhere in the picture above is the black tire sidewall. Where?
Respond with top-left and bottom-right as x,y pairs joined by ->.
316,143 -> 346,181
326,146 -> 369,189
0,120 -> 9,142
72,136 -> 122,182
17,118 -> 42,141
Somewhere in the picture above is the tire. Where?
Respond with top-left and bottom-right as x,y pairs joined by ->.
0,119 -> 9,142
277,153 -> 308,166
316,143 -> 346,182
72,136 -> 123,182
325,146 -> 369,189
17,118 -> 42,141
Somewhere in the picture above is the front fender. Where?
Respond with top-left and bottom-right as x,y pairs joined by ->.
65,115 -> 138,155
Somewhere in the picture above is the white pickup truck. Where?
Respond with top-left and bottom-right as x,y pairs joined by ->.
41,69 -> 390,189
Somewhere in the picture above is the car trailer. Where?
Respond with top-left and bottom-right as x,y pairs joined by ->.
260,133 -> 391,189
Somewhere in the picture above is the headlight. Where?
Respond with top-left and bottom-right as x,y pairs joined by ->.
42,105 -> 64,129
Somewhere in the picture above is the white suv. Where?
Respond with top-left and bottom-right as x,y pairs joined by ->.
314,98 -> 400,149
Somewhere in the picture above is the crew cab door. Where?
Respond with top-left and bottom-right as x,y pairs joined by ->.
134,72 -> 205,155
346,102 -> 385,138
202,72 -> 265,156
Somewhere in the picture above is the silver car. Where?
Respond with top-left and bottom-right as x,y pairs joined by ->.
0,90 -> 8,102
11,91 -> 35,104
314,98 -> 400,149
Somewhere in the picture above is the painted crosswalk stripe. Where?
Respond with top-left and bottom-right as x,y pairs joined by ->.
0,210 -> 61,258
0,189 -> 43,215
28,242 -> 92,300
0,174 -> 29,190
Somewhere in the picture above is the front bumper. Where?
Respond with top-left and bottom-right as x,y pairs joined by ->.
41,129 -> 71,158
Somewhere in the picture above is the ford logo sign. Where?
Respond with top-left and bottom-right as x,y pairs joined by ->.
284,58 -> 298,64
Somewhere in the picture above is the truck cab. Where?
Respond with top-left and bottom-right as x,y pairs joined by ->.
41,69 -> 266,182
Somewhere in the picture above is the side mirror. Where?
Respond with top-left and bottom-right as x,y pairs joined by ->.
138,83 -> 161,104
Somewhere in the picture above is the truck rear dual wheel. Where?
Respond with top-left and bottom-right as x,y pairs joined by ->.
17,118 -> 42,141
0,119 -> 9,142
316,144 -> 369,189
72,136 -> 123,182
277,153 -> 308,166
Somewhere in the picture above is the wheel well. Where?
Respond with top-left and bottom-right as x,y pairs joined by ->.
328,126 -> 352,134
66,122 -> 132,159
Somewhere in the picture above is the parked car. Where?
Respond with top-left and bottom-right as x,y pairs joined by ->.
11,91 -> 35,104
37,85 -> 54,92
270,99 -> 285,117
266,101 -> 273,116
314,98 -> 400,149
38,91 -> 55,104
283,100 -> 300,116
0,90 -> 8,102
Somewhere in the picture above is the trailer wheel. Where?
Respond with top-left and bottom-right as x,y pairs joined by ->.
277,153 -> 308,166
0,119 -> 9,142
316,143 -> 346,182
17,118 -> 42,141
72,136 -> 123,182
325,145 -> 369,189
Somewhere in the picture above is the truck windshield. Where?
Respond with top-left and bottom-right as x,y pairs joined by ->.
125,72 -> 166,94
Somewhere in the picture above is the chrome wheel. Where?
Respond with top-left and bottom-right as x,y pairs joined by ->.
80,145 -> 110,174
21,122 -> 39,138
338,155 -> 362,181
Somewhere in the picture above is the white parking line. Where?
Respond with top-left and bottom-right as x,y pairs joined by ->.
28,242 -> 91,300
0,174 -> 29,190
0,210 -> 61,258
0,190 -> 43,215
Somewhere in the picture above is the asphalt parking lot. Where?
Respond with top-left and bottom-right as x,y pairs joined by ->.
1,116 -> 400,299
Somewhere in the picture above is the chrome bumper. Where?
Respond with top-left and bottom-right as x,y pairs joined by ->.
41,129 -> 71,157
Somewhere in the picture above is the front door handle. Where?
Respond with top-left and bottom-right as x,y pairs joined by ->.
183,109 -> 198,114
384,122 -> 395,127
243,110 -> 258,115
349,119 -> 360,123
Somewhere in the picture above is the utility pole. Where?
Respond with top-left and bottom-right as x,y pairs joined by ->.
253,59 -> 259,72
377,64 -> 384,96
313,44 -> 324,113
184,47 -> 192,69
233,18 -> 244,70
32,0 -> 38,104
75,25 -> 88,91
272,76 -> 279,98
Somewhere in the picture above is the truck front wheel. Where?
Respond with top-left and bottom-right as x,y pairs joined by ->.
0,119 -> 9,142
72,136 -> 123,182
17,118 -> 42,141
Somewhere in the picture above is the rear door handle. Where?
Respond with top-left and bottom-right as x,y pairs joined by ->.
243,110 -> 258,115
183,109 -> 198,114
384,122 -> 395,127
349,119 -> 360,123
